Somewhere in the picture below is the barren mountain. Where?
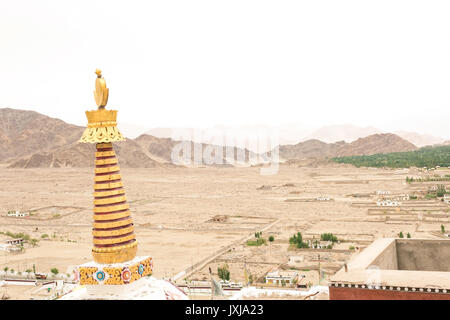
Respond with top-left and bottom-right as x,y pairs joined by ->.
334,133 -> 417,157
277,133 -> 417,160
303,124 -> 383,143
0,108 -> 84,162
394,130 -> 444,147
2,109 -> 250,168
8,139 -> 168,169
135,134 -> 256,165
278,139 -> 346,160
1,109 -> 170,168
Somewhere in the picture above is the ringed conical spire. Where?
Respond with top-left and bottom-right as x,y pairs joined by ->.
80,69 -> 137,264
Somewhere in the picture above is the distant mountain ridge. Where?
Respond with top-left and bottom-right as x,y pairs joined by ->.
145,124 -> 445,149
0,108 -> 433,168
302,124 -> 383,143
276,133 -> 417,161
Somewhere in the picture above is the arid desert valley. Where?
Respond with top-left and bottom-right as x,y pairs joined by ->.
1,163 -> 449,299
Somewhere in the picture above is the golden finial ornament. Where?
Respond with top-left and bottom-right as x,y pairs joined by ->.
94,69 -> 109,108
79,69 -> 125,143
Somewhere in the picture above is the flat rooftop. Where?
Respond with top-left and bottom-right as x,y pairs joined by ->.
330,238 -> 450,291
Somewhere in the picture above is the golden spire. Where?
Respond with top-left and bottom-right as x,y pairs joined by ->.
75,70 -> 153,287
79,70 -> 137,264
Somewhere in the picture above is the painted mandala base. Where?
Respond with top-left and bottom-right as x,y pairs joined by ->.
76,256 -> 153,286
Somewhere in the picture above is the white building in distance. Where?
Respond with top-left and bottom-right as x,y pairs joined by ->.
376,200 -> 400,206
265,270 -> 299,285
7,210 -> 29,217
444,195 -> 450,204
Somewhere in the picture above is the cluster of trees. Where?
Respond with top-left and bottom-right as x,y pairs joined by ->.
332,145 -> 450,168
289,232 -> 309,248
320,233 -> 338,243
436,185 -> 447,197
0,231 -> 31,241
217,264 -> 230,281
398,232 -> 411,238
424,185 -> 448,199
406,175 -> 450,183
2,266 -> 60,277
246,231 -> 271,246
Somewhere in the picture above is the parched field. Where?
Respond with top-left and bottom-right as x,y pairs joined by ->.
0,165 -> 449,294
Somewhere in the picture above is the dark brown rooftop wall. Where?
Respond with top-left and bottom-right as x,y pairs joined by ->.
330,287 -> 450,300
396,239 -> 450,272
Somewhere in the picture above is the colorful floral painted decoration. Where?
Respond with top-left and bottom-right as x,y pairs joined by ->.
138,264 -> 145,275
121,267 -> 132,283
78,257 -> 153,285
96,270 -> 106,281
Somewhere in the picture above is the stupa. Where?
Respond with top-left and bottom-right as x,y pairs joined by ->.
60,70 -> 187,300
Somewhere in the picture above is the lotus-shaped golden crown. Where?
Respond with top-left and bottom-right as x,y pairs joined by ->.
79,70 -> 125,143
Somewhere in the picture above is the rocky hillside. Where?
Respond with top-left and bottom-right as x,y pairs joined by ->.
334,133 -> 417,157
278,139 -> 346,160
2,109 -> 251,168
278,133 -> 417,160
8,140 -> 166,168
0,108 -> 84,162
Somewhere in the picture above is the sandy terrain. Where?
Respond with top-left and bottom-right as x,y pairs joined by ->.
0,165 -> 449,299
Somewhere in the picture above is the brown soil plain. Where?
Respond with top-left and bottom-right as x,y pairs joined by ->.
1,162 -> 449,297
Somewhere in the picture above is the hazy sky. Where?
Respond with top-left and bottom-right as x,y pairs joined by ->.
1,1 -> 450,138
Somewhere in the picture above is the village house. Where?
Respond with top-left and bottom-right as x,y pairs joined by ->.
308,239 -> 333,249
443,195 -> 450,204
7,210 -> 29,217
376,200 -> 400,206
265,270 -> 299,286
6,238 -> 24,246
316,196 -> 331,201
393,194 -> 410,201
376,190 -> 391,195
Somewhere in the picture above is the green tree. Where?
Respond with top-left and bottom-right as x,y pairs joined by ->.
289,232 -> 309,248
217,265 -> 230,281
437,185 -> 446,197
3,267 -> 8,272
268,235 -> 274,242
332,145 -> 450,169
320,233 -> 338,243
442,225 -> 446,234
399,232 -> 404,238
50,268 -> 59,275
407,233 -> 411,238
